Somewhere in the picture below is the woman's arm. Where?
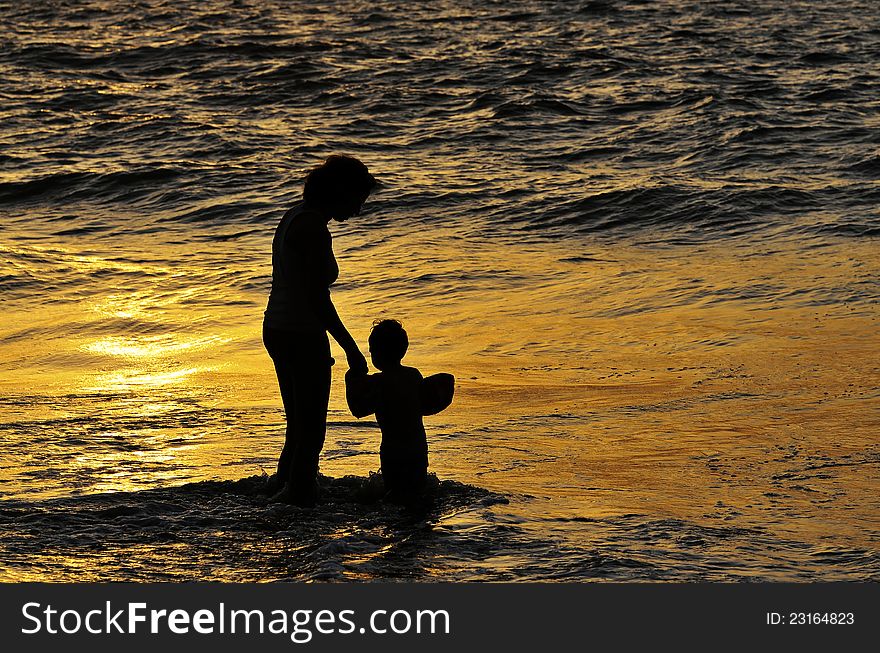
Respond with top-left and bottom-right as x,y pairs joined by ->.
299,225 -> 367,373
312,289 -> 368,374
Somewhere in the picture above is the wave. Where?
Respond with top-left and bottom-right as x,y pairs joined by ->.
0,168 -> 186,206
3,0 -> 879,251
7,39 -> 337,73
846,155 -> 880,177
511,184 -> 879,243
0,474 -> 509,581
800,51 -> 854,65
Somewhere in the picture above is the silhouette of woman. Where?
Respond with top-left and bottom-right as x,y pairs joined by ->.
263,155 -> 376,505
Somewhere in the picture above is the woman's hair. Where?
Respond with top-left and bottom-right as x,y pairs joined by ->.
369,319 -> 409,362
303,155 -> 377,205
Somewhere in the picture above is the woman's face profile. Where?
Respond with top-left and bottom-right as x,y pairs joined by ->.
332,190 -> 370,222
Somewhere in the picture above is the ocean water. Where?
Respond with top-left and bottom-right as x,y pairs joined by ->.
1,0 -> 878,581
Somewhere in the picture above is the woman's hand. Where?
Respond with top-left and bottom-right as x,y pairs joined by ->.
346,348 -> 368,375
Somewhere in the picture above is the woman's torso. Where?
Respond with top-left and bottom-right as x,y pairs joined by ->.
264,202 -> 338,332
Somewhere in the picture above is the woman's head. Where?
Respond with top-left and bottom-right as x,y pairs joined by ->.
303,155 -> 377,221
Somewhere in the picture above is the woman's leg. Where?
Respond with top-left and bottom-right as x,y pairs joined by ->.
287,358 -> 331,502
273,362 -> 298,484
265,326 -> 332,504
264,326 -> 298,489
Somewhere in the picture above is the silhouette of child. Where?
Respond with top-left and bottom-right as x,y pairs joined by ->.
345,319 -> 454,502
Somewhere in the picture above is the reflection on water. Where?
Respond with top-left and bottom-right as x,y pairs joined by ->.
87,367 -> 210,390
1,235 -> 877,580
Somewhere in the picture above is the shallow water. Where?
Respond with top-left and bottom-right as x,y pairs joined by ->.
1,0 -> 879,581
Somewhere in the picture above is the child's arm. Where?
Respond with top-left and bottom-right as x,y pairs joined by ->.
345,370 -> 379,418
420,373 -> 455,416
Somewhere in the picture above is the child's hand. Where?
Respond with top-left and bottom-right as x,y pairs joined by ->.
345,365 -> 376,418
346,349 -> 368,375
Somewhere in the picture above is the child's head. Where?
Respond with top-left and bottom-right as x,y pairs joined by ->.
368,319 -> 408,370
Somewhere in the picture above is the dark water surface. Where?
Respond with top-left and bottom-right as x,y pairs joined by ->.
1,0 -> 878,581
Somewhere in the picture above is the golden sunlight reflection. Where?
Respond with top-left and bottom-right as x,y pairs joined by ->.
75,447 -> 185,495
84,334 -> 227,358
85,367 -> 212,392
3,206 -> 878,577
91,294 -> 150,320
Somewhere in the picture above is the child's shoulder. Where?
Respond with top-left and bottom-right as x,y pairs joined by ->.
400,365 -> 424,380
375,366 -> 423,384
